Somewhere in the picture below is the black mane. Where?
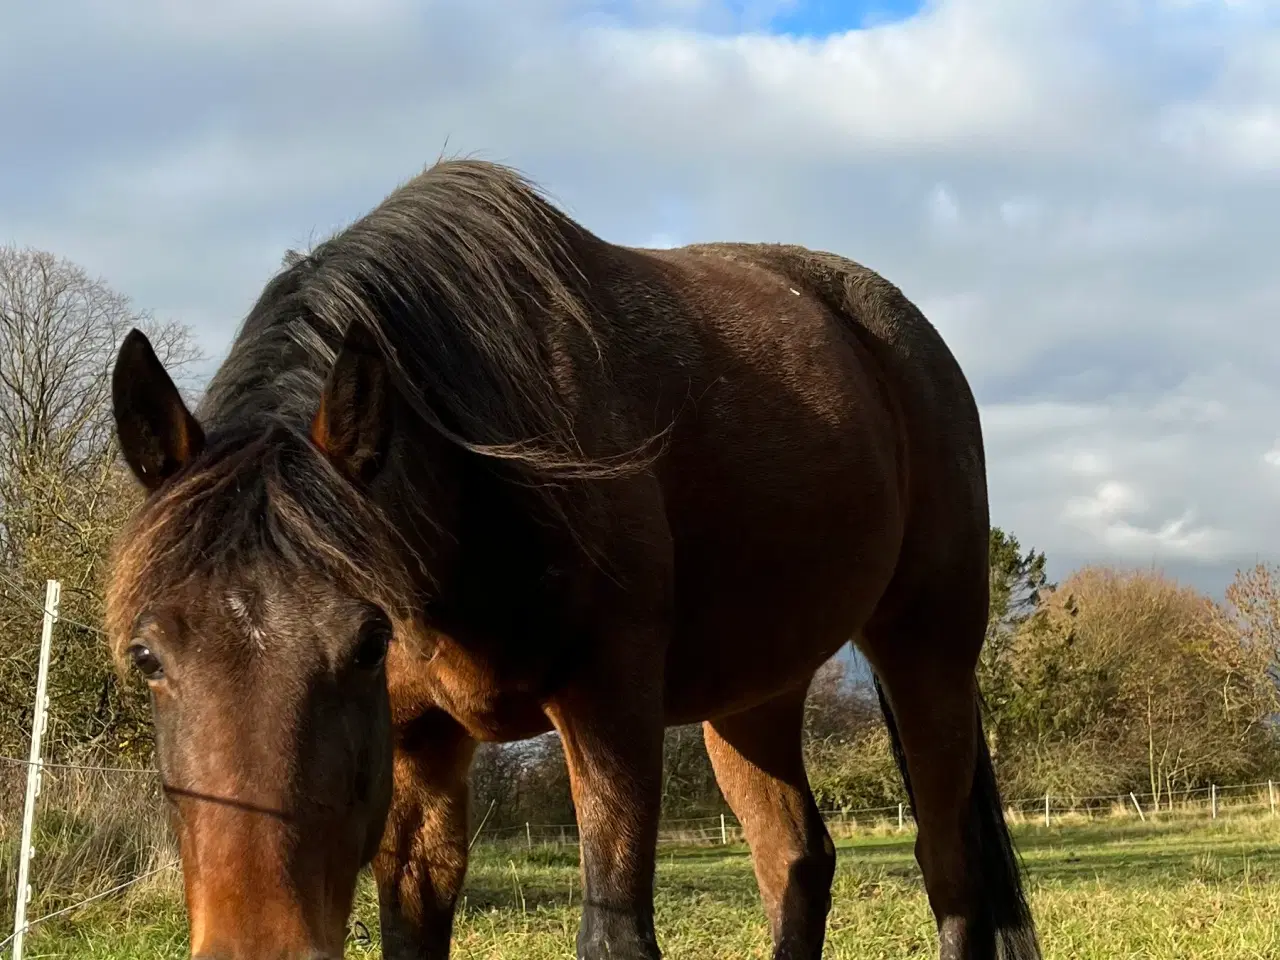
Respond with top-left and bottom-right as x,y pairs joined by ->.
197,159 -> 638,480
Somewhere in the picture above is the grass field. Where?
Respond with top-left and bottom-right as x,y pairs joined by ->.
16,814 -> 1280,959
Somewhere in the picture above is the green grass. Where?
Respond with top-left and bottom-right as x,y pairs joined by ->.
19,815 -> 1280,958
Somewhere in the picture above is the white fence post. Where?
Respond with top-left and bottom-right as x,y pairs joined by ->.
525,822 -> 532,850
1129,792 -> 1145,822
1044,793 -> 1050,828
11,579 -> 60,960
720,813 -> 727,845
1211,784 -> 1217,819
897,803 -> 904,830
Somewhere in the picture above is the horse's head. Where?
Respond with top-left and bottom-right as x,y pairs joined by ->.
106,323 -> 409,959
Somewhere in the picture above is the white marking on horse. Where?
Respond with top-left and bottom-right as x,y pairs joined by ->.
226,591 -> 267,651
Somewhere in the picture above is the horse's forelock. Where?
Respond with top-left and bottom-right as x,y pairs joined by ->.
105,423 -> 417,666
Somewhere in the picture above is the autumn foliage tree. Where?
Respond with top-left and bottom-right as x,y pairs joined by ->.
980,527 -> 1051,768
1224,562 -> 1280,688
982,566 -> 1279,802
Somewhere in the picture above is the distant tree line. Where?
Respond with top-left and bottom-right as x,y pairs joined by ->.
2,245 -> 1278,828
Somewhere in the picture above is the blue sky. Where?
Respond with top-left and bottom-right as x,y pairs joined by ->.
2,0 -> 1280,601
581,0 -> 926,34
770,0 -> 925,35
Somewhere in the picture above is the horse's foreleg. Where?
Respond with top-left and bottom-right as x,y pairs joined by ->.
373,711 -> 476,960
546,629 -> 666,960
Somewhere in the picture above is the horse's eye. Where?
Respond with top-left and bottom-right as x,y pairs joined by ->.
353,617 -> 391,670
128,643 -> 165,680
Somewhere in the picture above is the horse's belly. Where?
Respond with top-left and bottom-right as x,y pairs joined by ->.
660,472 -> 903,724
660,578 -> 885,724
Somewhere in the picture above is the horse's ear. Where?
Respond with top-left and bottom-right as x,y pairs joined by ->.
113,329 -> 205,492
311,322 -> 392,485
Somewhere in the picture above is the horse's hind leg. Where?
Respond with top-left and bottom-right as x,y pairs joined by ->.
863,582 -> 1040,960
703,685 -> 836,960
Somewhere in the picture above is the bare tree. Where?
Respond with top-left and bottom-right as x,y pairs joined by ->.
0,245 -> 202,761
0,246 -> 199,548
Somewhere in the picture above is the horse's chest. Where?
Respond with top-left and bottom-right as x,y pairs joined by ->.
389,638 -> 552,742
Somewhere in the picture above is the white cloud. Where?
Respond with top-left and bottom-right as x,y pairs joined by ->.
928,184 -> 961,227
1064,481 -> 1229,562
1066,480 -> 1143,524
1162,103 -> 1280,174
998,196 -> 1041,229
643,233 -> 682,249
982,366 -> 1280,575
3,0 -> 1280,592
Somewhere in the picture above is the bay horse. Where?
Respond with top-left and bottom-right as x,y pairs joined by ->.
106,159 -> 1039,960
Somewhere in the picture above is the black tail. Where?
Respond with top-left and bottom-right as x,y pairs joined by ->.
874,678 -> 1041,959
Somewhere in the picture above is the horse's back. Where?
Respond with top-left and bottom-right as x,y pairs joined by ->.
618,242 -> 989,716
662,241 -> 988,553
701,244 -> 992,620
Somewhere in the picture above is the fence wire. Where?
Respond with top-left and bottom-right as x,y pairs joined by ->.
4,744 -> 1273,840
0,570 -> 107,639
0,859 -> 179,956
